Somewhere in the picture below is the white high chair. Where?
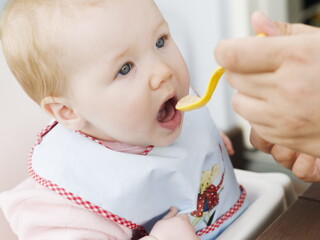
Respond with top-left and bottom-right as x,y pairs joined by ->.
217,169 -> 296,239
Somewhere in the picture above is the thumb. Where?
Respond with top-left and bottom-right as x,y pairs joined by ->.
251,11 -> 318,37
251,11 -> 281,36
162,207 -> 178,220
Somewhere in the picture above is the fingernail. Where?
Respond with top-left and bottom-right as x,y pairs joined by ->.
257,11 -> 274,27
169,207 -> 176,212
256,11 -> 280,36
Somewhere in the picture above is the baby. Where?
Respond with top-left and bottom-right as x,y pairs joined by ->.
0,0 -> 247,239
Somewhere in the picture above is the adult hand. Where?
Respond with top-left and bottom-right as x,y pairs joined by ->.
251,129 -> 320,182
215,11 -> 320,157
145,207 -> 200,240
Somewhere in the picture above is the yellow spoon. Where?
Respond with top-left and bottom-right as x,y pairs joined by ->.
176,66 -> 225,111
176,33 -> 266,112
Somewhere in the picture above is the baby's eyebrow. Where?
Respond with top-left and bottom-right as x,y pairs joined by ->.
110,48 -> 131,65
154,19 -> 169,33
109,20 -> 169,66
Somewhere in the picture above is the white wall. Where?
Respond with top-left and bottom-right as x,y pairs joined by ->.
0,1 -> 5,11
0,44 -> 50,239
227,0 -> 289,38
0,48 -> 51,190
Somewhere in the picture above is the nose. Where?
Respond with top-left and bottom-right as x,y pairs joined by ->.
149,57 -> 173,90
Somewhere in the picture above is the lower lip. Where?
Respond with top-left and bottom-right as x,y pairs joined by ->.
157,108 -> 182,131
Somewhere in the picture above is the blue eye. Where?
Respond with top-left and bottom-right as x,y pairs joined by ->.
118,63 -> 133,76
156,36 -> 166,48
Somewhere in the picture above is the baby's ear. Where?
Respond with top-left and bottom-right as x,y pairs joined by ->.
41,96 -> 85,130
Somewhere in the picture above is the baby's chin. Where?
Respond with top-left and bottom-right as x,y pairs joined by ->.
151,126 -> 183,147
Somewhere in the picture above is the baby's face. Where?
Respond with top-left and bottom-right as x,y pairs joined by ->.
61,0 -> 189,146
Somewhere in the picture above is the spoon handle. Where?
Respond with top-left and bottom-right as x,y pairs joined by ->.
201,66 -> 225,104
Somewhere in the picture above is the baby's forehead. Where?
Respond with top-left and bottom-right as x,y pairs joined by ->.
4,0 -> 165,60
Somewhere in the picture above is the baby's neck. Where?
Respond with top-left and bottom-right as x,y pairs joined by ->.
99,139 -> 152,155
76,130 -> 153,155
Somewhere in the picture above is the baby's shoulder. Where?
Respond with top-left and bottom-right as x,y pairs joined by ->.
0,177 -> 72,214
0,178 -> 133,239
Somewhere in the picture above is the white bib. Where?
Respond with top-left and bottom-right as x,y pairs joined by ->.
31,106 -> 243,236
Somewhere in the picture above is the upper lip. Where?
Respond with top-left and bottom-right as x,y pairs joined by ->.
159,91 -> 177,110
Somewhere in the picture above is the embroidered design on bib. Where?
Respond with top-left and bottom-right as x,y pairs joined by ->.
191,164 -> 224,217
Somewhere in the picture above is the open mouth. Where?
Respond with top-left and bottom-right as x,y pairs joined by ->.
157,96 -> 182,130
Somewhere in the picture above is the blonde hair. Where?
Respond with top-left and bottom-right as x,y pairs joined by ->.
0,0 -> 104,104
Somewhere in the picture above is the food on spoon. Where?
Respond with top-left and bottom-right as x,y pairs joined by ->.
176,95 -> 201,110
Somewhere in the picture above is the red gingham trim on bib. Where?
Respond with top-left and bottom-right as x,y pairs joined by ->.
28,121 -> 148,238
196,185 -> 247,236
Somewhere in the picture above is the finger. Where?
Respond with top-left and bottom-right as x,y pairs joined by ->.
250,123 -> 298,148
251,11 -> 281,36
251,11 -> 320,36
232,93 -> 274,126
251,121 -> 318,152
215,36 -> 284,73
250,128 -> 273,153
220,131 -> 234,155
226,71 -> 275,99
270,145 -> 298,169
162,207 -> 178,219
292,154 -> 320,182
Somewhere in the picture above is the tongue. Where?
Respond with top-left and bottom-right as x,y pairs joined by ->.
157,100 -> 175,123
